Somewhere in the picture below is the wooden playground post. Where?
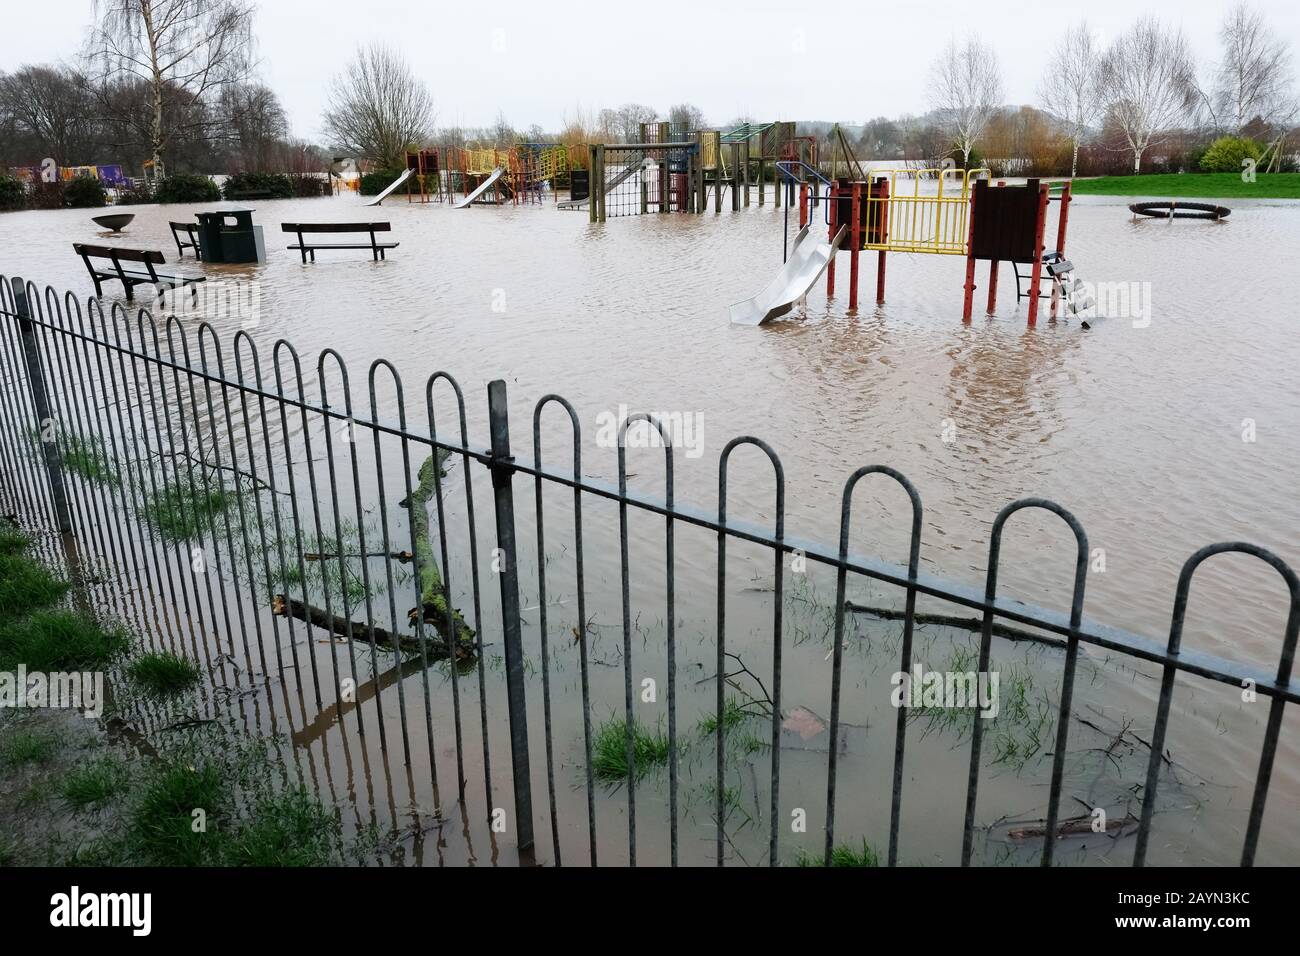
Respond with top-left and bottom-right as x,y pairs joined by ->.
588,145 -> 599,223
730,143 -> 740,211
799,183 -> 808,228
961,181 -> 979,322
827,180 -> 839,298
849,182 -> 862,310
1026,181 -> 1050,326
742,141 -> 751,207
986,180 -> 1005,313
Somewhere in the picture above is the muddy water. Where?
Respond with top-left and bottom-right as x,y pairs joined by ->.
1,188 -> 1298,866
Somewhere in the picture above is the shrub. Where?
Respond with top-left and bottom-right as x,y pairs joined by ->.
65,175 -> 107,208
113,187 -> 156,206
27,181 -> 66,209
0,175 -> 25,211
359,168 -> 405,196
221,171 -> 293,200
287,173 -> 330,197
1199,136 -> 1264,173
155,173 -> 221,204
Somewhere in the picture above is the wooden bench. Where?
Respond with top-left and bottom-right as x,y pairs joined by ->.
169,220 -> 201,259
281,222 -> 398,262
73,243 -> 206,301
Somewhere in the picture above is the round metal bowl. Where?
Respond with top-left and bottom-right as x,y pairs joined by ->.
92,213 -> 135,232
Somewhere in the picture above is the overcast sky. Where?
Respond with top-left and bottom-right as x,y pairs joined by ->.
8,0 -> 1300,141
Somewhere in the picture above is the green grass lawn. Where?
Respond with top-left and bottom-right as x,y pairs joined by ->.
1068,172 -> 1300,200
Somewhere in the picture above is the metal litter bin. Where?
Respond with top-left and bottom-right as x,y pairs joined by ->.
195,209 -> 265,264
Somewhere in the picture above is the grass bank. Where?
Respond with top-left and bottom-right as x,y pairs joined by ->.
0,522 -> 360,866
1068,172 -> 1300,200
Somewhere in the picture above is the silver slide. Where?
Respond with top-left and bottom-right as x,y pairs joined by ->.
729,224 -> 848,326
556,151 -> 646,209
363,167 -> 413,207
452,167 -> 506,208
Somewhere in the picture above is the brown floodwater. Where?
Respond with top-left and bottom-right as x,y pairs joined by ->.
1,186 -> 1297,866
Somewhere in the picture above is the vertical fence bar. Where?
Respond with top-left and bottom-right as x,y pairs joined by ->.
487,379 -> 534,854
12,277 -> 72,534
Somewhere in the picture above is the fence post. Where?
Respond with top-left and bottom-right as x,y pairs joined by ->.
487,379 -> 535,853
12,277 -> 72,534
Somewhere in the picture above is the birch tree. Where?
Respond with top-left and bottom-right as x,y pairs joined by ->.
928,36 -> 1003,167
1214,3 -> 1293,133
1098,18 -> 1195,174
86,0 -> 254,175
1039,22 -> 1101,177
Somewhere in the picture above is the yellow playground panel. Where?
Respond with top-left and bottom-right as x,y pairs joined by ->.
860,167 -> 988,256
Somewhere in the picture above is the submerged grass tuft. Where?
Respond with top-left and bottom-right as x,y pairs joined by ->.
796,840 -> 881,867
61,757 -> 130,809
592,717 -> 671,781
141,479 -> 238,544
60,433 -> 120,486
127,651 -> 201,696
0,550 -> 68,622
0,727 -> 64,767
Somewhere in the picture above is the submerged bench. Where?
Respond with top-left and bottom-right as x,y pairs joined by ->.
169,220 -> 202,259
73,243 -> 206,301
281,222 -> 397,262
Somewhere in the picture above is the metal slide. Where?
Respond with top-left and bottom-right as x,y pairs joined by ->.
556,151 -> 646,209
452,167 -> 506,208
729,224 -> 847,326
363,167 -> 413,207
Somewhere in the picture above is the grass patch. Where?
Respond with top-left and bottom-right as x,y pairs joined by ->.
797,840 -> 881,867
221,788 -> 341,866
127,651 -> 200,696
0,524 -> 30,557
592,717 -> 671,781
0,610 -> 129,671
61,756 -> 130,809
0,550 -> 68,622
1068,172 -> 1300,200
0,727 -> 63,767
697,696 -> 764,736
141,479 -> 238,544
129,759 -> 228,866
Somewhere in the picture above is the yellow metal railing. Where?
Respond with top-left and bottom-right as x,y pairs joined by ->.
861,167 -> 988,255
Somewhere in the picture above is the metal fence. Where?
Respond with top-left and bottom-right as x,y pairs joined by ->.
1,274 -> 1297,867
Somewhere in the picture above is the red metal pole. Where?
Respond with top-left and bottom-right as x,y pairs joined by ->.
1050,181 -> 1073,319
986,180 -> 1004,313
849,182 -> 861,310
961,185 -> 978,322
1027,182 -> 1050,326
799,183 -> 808,228
876,178 -> 889,304
827,181 -> 839,297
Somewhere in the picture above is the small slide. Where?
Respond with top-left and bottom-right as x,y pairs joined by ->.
557,152 -> 646,209
363,167 -> 412,207
729,224 -> 847,326
452,167 -> 506,209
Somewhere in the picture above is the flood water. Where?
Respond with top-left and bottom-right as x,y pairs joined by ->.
1,184 -> 1297,866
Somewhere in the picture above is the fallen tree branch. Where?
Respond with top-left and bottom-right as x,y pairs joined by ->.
400,449 -> 476,650
271,594 -> 469,661
844,601 -> 1067,649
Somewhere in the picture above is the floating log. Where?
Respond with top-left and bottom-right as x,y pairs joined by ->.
271,594 -> 468,661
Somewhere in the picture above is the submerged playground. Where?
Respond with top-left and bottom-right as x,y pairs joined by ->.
1,116 -> 1299,868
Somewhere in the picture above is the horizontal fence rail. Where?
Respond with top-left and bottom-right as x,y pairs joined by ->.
0,274 -> 1297,868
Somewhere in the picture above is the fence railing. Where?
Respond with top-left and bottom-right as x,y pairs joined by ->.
1,274 -> 1297,867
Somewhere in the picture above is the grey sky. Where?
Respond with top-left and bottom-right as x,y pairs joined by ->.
8,0 -> 1300,141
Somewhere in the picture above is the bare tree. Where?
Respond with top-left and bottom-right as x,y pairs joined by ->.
1214,3 -> 1293,133
219,81 -> 287,172
320,44 -> 434,169
1039,22 -> 1101,177
613,102 -> 656,143
928,36 -> 1003,166
667,102 -> 706,133
85,0 -> 254,175
0,65 -> 94,165
1098,18 -> 1195,174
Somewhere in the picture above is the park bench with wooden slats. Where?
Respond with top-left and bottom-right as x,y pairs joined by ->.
73,243 -> 206,301
281,222 -> 398,262
169,220 -> 202,259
